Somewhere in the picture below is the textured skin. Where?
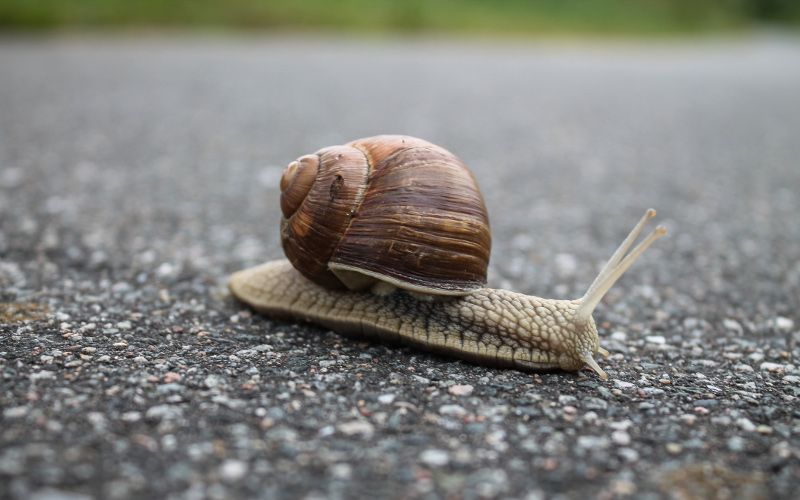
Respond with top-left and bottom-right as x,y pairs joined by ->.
229,260 -> 601,373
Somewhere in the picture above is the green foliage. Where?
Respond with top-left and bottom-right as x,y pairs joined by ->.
0,0 -> 798,34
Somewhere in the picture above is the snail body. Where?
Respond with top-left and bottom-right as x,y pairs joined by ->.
229,135 -> 666,379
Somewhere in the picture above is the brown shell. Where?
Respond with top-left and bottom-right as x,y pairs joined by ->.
279,135 -> 491,296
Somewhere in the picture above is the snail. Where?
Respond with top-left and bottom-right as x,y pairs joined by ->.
229,135 -> 666,379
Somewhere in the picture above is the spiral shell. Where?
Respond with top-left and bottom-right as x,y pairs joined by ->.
279,135 -> 491,296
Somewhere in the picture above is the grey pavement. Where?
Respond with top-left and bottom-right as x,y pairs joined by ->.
1,36 -> 799,499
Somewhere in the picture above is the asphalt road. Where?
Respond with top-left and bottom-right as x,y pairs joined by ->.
1,36 -> 799,499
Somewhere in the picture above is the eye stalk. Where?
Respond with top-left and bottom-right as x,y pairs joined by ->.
573,209 -> 667,378
575,209 -> 666,325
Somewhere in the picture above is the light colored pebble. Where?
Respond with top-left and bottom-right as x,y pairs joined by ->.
378,394 -> 396,404
439,404 -> 467,417
337,420 -> 374,437
611,430 -> 631,446
448,384 -> 474,396
419,449 -> 450,467
737,418 -> 756,432
219,459 -> 248,481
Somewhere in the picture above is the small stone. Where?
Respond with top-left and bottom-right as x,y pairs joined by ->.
618,448 -> 639,462
133,356 -> 147,364
378,394 -> 396,404
583,397 -> 608,411
723,318 -> 742,333
329,463 -> 352,480
419,449 -> 450,467
610,331 -> 627,341
577,435 -> 609,449
558,395 -> 577,405
760,362 -> 784,372
727,436 -> 746,452
645,336 -> 665,345
30,370 -> 55,381
679,414 -> 697,426
112,342 -> 128,349
756,425 -> 773,434
737,418 -> 756,432
204,374 -> 224,389
439,404 -> 467,417
665,443 -> 682,454
694,399 -> 718,408
4,406 -> 28,418
411,375 -> 431,385
783,375 -> 800,384
116,321 -> 132,330
613,379 -> 635,390
145,404 -> 182,421
771,316 -> 794,331
121,411 -> 142,422
337,420 -> 374,437
734,364 -> 754,373
611,430 -> 631,446
219,459 -> 248,481
448,384 -> 474,396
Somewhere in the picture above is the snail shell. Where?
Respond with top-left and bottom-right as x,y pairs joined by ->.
279,135 -> 491,296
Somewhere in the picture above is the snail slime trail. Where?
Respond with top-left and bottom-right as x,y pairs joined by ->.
230,135 -> 666,379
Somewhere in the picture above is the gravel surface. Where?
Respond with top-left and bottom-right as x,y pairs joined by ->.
1,36 -> 799,499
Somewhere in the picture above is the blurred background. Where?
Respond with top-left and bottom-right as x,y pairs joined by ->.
1,0 -> 799,35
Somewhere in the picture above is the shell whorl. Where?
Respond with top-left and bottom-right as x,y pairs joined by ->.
279,135 -> 491,295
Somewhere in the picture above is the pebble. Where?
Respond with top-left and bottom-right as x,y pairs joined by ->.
723,318 -> 743,333
4,406 -> 28,419
771,316 -> 794,331
337,421 -> 374,438
121,411 -> 142,423
30,370 -> 55,381
611,431 -> 631,446
645,336 -> 666,345
582,397 -> 608,411
204,374 -> 224,389
665,443 -> 682,455
737,418 -> 756,432
618,448 -> 639,462
378,394 -> 396,404
419,449 -> 450,467
219,459 -> 248,482
439,404 -> 468,417
727,436 -> 746,452
577,435 -> 609,450
448,384 -> 474,396
613,379 -> 635,390
610,331 -> 627,341
759,362 -> 784,372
